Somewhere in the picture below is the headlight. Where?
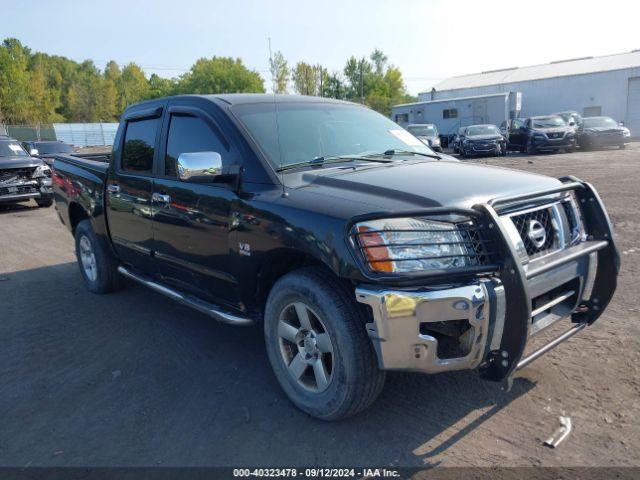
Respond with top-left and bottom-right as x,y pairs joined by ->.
353,217 -> 472,273
533,133 -> 546,140
32,165 -> 51,178
623,128 -> 631,137
432,137 -> 441,146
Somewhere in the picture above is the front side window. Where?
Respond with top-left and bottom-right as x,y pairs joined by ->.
165,114 -> 228,177
122,118 -> 159,173
0,141 -> 28,157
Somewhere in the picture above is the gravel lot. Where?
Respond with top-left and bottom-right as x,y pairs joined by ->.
1,145 -> 639,468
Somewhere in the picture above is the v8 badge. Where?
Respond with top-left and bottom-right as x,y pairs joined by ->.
239,242 -> 251,256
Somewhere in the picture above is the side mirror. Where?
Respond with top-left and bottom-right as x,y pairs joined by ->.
29,148 -> 39,156
177,151 -> 223,183
619,121 -> 625,126
569,121 -> 575,127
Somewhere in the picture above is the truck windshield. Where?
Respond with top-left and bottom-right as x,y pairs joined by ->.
35,142 -> 74,154
532,117 -> 566,128
466,125 -> 500,136
0,141 -> 29,157
583,117 -> 618,128
407,125 -> 437,137
232,102 -> 435,171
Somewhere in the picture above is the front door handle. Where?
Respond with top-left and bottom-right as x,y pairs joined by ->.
152,193 -> 171,205
107,184 -> 120,194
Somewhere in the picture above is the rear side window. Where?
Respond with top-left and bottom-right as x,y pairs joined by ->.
122,118 -> 159,173
165,114 -> 228,177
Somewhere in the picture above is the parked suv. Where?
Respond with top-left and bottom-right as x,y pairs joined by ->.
0,135 -> 53,207
458,124 -> 506,157
406,123 -> 442,152
53,95 -> 618,420
578,116 -> 631,150
506,116 -> 576,154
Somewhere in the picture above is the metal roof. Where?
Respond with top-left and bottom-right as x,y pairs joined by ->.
397,92 -> 510,107
430,50 -> 640,93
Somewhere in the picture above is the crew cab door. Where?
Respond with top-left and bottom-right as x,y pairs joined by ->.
106,107 -> 163,274
151,104 -> 241,309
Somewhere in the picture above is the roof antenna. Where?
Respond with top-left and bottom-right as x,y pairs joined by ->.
268,37 -> 286,197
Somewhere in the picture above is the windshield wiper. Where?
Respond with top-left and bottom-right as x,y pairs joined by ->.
275,155 -> 392,172
364,149 -> 442,160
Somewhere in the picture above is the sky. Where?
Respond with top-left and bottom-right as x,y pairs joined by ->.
3,0 -> 640,95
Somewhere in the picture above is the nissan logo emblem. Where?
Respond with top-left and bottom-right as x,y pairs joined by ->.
527,219 -> 547,249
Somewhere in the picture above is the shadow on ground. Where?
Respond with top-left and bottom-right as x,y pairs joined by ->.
1,262 -> 535,467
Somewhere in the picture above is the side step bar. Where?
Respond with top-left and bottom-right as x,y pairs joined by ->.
117,266 -> 253,326
516,322 -> 587,370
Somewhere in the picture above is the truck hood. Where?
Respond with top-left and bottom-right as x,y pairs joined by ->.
0,156 -> 44,169
295,160 -> 560,211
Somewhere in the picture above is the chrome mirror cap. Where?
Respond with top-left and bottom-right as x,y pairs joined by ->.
177,151 -> 222,182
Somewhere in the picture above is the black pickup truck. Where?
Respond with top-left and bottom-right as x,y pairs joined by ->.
53,94 -> 619,420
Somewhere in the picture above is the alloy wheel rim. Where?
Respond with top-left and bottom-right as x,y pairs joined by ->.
277,302 -> 334,393
79,235 -> 98,282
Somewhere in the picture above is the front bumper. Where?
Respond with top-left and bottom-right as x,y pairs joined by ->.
532,137 -> 576,150
0,178 -> 52,204
463,142 -> 504,156
355,180 -> 619,380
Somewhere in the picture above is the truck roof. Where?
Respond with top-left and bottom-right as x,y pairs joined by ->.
125,94 -> 355,111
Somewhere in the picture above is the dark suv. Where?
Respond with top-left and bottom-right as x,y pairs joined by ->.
506,116 -> 576,154
458,124 -> 506,157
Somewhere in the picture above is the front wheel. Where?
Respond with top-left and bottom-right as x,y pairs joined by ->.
619,144 -> 626,150
264,267 -> 385,420
36,197 -> 53,208
525,139 -> 537,155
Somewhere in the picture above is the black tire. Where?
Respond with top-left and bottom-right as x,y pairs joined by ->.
36,197 -> 53,208
619,144 -> 626,150
264,267 -> 385,420
525,139 -> 536,155
565,147 -> 575,153
74,219 -> 124,294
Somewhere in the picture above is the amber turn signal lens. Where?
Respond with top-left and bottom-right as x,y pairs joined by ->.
357,226 -> 394,273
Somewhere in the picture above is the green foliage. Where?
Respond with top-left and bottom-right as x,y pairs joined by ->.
269,51 -> 289,94
0,39 -> 264,124
179,57 -> 265,95
0,38 -> 413,124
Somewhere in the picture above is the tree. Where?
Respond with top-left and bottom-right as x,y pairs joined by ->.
0,38 -> 32,123
147,73 -> 177,99
118,63 -> 150,110
291,62 -> 317,96
180,57 -> 265,94
269,51 -> 289,94
370,49 -> 388,76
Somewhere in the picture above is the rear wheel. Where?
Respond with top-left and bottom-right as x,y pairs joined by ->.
264,267 -> 385,420
74,219 -> 124,294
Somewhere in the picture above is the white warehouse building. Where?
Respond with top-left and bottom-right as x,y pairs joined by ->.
420,50 -> 640,135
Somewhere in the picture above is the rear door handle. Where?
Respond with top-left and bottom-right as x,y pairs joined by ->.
152,193 -> 171,205
107,184 -> 120,193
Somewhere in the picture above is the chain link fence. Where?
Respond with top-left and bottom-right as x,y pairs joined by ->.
0,122 -> 118,147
